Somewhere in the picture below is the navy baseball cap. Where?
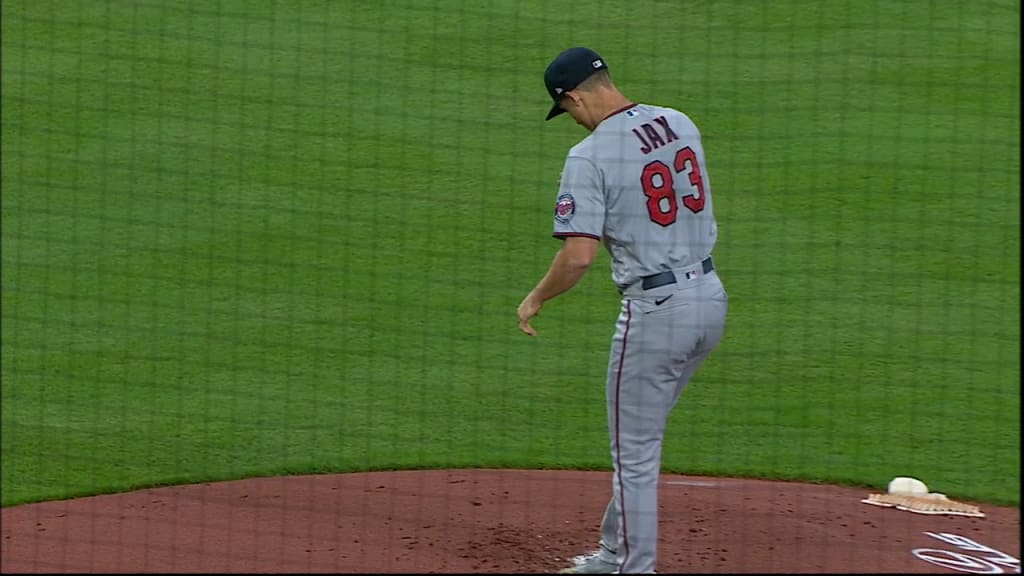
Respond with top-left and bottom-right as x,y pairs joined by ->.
544,47 -> 609,120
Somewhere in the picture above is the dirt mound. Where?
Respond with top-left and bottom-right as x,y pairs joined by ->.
2,469 -> 1019,573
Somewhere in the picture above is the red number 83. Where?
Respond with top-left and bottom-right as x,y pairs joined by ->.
641,146 -> 706,226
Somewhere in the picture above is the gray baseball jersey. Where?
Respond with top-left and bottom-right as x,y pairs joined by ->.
552,103 -> 717,291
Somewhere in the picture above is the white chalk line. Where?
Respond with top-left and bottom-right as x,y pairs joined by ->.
663,480 -> 721,487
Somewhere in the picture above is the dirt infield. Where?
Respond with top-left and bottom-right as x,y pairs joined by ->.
1,469 -> 1019,573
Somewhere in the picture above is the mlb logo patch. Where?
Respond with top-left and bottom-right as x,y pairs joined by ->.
626,109 -> 637,118
685,270 -> 698,280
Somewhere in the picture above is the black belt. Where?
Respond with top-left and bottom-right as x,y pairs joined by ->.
640,256 -> 714,290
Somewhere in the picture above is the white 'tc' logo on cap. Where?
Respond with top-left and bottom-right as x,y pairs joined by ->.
592,59 -> 603,68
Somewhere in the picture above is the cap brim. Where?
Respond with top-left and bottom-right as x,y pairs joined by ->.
546,101 -> 565,121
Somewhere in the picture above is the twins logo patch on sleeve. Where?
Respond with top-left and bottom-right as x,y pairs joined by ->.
555,193 -> 576,224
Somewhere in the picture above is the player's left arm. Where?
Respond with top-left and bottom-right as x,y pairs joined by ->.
517,155 -> 603,337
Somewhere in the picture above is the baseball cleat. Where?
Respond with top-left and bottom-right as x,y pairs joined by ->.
558,554 -> 620,574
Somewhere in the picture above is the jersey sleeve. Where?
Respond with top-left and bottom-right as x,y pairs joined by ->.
552,155 -> 604,240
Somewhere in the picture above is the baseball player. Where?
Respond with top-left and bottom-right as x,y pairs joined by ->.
516,47 -> 728,574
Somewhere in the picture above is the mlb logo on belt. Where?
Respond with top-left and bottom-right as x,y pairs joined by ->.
685,271 -> 698,280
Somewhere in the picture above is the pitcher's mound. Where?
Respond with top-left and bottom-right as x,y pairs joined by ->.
1,469 -> 1019,573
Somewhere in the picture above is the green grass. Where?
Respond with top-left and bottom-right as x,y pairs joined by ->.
1,0 -> 1019,507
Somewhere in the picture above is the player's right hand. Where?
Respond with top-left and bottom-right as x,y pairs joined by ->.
517,294 -> 542,337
